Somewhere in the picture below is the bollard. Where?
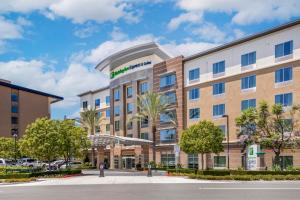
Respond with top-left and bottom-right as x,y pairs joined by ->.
147,164 -> 152,177
99,163 -> 105,177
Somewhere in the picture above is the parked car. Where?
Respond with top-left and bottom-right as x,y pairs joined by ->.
0,158 -> 14,166
60,161 -> 82,169
48,160 -> 65,170
19,158 -> 47,169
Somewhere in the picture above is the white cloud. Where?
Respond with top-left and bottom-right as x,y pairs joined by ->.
0,60 -> 109,109
74,24 -> 99,38
167,12 -> 202,30
174,0 -> 300,25
83,34 -> 156,64
16,17 -> 32,26
111,27 -> 128,41
0,16 -> 23,40
192,22 -> 226,43
0,0 -> 140,24
163,41 -> 218,57
0,0 -> 54,13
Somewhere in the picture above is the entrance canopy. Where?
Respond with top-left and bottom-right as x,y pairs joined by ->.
89,134 -> 152,147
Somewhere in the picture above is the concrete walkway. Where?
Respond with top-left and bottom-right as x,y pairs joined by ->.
2,175 -> 219,187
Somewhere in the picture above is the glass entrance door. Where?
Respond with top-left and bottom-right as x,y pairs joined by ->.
122,156 -> 135,169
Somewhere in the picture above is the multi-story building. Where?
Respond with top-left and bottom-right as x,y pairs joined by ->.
79,19 -> 300,170
0,79 -> 63,138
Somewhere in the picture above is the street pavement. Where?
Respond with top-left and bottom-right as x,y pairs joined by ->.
1,182 -> 300,200
0,170 -> 300,200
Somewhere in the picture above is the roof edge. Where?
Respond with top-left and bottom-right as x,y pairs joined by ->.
184,18 -> 300,62
77,86 -> 110,97
0,80 -> 63,103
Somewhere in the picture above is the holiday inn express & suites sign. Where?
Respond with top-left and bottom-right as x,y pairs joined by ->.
110,61 -> 152,79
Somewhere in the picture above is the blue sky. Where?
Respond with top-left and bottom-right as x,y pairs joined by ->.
0,0 -> 300,119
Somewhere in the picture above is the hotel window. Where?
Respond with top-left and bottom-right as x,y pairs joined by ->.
161,91 -> 176,104
127,86 -> 133,98
160,73 -> 176,88
141,116 -> 149,128
114,121 -> 120,131
241,75 -> 256,90
11,105 -> 18,113
140,132 -> 149,140
188,154 -> 198,169
96,112 -> 102,118
275,93 -> 293,107
275,40 -> 293,58
106,109 -> 110,118
189,88 -> 199,100
275,67 -> 292,83
161,153 -> 175,167
11,94 -> 18,102
160,129 -> 176,143
160,110 -> 176,124
11,117 -> 18,125
127,103 -> 133,114
241,99 -> 256,111
213,104 -> 225,117
213,61 -> 225,74
114,106 -> 120,116
213,82 -> 225,95
95,99 -> 100,107
95,125 -> 100,133
106,124 -> 110,132
241,51 -> 256,66
105,96 -> 110,105
278,156 -> 293,170
189,68 -> 200,81
82,101 -> 88,109
114,89 -> 120,101
189,108 -> 200,119
127,121 -> 133,130
214,156 -> 226,168
140,82 -> 148,94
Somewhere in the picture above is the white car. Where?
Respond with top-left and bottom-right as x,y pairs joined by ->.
0,158 -> 14,166
60,161 -> 82,169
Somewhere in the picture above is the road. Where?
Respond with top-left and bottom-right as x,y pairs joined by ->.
1,182 -> 300,200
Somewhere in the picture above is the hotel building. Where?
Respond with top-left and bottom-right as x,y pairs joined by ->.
79,20 -> 300,170
0,79 -> 63,138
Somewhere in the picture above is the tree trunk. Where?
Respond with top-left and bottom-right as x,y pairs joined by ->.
274,152 -> 281,170
91,148 -> 95,167
201,153 -> 204,170
152,126 -> 156,166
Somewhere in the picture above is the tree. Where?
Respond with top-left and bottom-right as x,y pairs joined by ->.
20,118 -> 60,166
131,92 -> 175,164
79,108 -> 104,167
56,119 -> 90,167
180,120 -> 224,170
0,137 -> 17,159
236,101 -> 300,168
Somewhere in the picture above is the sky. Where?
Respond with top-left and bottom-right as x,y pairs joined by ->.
0,0 -> 300,119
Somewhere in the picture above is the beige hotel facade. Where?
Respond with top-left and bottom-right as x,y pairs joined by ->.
79,20 -> 300,170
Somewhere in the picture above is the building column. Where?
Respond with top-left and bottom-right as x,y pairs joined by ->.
110,143 -> 115,169
97,146 -> 105,169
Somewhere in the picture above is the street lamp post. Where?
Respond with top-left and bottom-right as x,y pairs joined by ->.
222,114 -> 230,169
12,130 -> 18,163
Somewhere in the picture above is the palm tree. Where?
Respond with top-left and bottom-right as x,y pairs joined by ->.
80,108 -> 104,167
131,92 -> 176,165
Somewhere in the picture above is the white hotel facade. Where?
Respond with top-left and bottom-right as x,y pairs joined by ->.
79,20 -> 300,170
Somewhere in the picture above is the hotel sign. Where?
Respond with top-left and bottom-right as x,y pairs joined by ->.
110,61 -> 152,79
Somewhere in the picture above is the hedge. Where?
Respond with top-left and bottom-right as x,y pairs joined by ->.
189,174 -> 300,181
0,169 -> 81,179
167,168 -> 300,176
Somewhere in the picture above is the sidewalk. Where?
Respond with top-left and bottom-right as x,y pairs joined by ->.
0,175 -> 227,187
